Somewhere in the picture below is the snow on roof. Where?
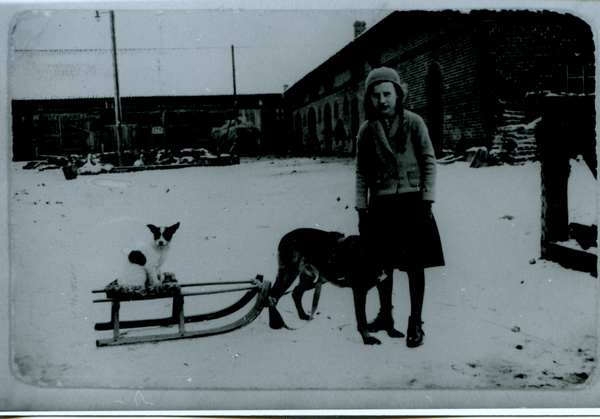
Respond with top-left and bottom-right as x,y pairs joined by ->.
10,48 -> 237,100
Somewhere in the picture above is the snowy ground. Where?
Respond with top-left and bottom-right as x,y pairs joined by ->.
5,156 -> 599,409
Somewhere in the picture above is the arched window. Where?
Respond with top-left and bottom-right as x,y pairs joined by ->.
324,103 -> 332,154
308,107 -> 318,154
294,112 -> 302,153
351,97 -> 359,155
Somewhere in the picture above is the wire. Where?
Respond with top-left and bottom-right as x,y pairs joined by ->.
14,42 -> 349,53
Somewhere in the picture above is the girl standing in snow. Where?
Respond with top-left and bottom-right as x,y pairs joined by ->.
355,67 -> 445,348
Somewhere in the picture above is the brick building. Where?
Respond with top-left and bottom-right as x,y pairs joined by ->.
283,10 -> 595,158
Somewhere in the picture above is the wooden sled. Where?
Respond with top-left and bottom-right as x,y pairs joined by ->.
92,275 -> 270,347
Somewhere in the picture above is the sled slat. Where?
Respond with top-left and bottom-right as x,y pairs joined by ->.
180,280 -> 258,287
176,296 -> 185,332
92,280 -> 256,293
111,301 -> 120,339
181,285 -> 257,297
183,288 -> 258,323
93,285 -> 257,303
95,315 -> 174,331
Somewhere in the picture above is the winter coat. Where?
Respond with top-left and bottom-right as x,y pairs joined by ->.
355,110 -> 437,209
355,110 -> 444,270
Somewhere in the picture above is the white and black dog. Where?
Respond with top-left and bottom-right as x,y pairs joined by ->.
118,222 -> 180,287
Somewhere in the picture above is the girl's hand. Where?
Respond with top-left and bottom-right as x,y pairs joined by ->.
422,200 -> 433,219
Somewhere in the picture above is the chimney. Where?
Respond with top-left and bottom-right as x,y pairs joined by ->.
354,21 -> 366,38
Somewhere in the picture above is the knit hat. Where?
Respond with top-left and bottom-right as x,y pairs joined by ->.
365,67 -> 408,96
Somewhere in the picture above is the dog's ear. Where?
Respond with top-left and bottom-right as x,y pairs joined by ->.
147,224 -> 160,238
162,222 -> 180,241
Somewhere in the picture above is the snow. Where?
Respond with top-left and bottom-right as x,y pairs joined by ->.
569,155 -> 598,227
498,117 -> 542,133
6,156 -> 599,408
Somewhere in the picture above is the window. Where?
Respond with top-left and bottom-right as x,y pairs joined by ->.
566,63 -> 595,94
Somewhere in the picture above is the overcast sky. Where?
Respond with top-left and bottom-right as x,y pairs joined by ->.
11,9 -> 392,94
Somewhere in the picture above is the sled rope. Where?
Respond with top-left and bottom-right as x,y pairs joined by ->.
308,272 -> 323,321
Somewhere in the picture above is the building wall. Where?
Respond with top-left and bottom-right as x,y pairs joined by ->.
284,10 -> 595,158
482,11 -> 595,100
478,11 -> 595,160
287,12 -> 490,157
380,18 -> 488,154
292,83 -> 361,156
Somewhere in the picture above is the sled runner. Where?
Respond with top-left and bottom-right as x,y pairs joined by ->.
92,274 -> 270,347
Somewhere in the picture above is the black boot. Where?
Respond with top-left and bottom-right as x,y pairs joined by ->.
366,271 -> 404,338
367,307 -> 405,338
406,316 -> 424,348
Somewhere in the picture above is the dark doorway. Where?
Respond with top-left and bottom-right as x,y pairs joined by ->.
294,113 -> 302,154
324,103 -> 332,155
351,98 -> 359,155
308,107 -> 318,155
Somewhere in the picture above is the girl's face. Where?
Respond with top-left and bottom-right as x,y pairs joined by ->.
371,82 -> 397,117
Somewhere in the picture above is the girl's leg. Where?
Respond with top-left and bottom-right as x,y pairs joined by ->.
367,269 -> 404,338
407,268 -> 425,321
406,268 -> 425,347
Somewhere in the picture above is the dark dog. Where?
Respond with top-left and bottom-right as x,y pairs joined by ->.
268,228 -> 403,345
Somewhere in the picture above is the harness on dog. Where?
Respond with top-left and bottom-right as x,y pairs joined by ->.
268,272 -> 324,330
308,272 -> 323,322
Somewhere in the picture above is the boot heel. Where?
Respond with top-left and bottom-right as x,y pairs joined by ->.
406,316 -> 424,348
367,307 -> 405,338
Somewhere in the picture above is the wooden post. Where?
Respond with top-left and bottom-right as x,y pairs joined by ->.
110,11 -> 123,166
231,45 -> 237,97
58,116 -> 63,154
172,296 -> 185,333
179,297 -> 185,333
111,301 -> 120,339
539,97 -> 571,248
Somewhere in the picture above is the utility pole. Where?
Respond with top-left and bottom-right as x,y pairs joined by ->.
224,45 -> 238,156
110,10 -> 123,166
231,45 -> 237,97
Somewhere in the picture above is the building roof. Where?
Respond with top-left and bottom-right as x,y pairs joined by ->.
10,48 -> 241,100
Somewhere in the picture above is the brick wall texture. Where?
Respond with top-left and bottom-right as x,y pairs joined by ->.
284,10 -> 594,157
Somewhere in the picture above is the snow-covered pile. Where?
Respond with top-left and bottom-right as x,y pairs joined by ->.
490,115 -> 541,163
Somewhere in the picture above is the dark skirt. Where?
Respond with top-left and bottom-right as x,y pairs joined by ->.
366,193 -> 445,271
